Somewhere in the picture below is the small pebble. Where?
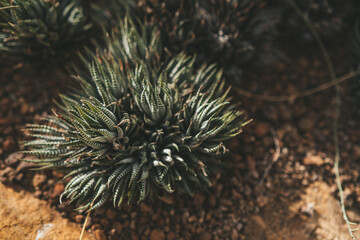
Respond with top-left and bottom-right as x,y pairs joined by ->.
303,155 -> 324,166
75,214 -> 84,223
255,123 -> 270,138
150,229 -> 165,240
3,137 -> 16,152
94,229 -> 107,240
231,229 -> 239,240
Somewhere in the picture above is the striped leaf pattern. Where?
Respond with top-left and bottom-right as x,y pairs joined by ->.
0,0 -> 92,59
24,19 -> 247,210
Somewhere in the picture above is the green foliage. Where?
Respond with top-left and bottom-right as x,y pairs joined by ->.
83,0 -> 135,31
24,19 -> 247,210
0,0 -> 92,60
138,0 -> 280,79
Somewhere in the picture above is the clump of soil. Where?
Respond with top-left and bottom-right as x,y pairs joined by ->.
245,181 -> 360,239
0,182 -> 94,240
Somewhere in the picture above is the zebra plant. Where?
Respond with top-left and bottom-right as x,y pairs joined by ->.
82,0 -> 135,32
0,0 -> 92,61
137,0 -> 280,81
23,19 -> 248,210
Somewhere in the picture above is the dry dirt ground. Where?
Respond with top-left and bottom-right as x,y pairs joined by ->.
0,182 -> 94,240
1,27 -> 360,240
245,181 -> 360,240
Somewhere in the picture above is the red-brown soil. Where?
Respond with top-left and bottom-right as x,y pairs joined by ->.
1,12 -> 360,240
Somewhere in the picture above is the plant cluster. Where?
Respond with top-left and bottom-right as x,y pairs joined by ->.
82,0 -> 134,31
137,0 -> 280,81
24,19 -> 248,210
0,0 -> 94,60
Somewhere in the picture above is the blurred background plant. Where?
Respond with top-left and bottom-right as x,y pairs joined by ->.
137,0 -> 282,83
0,0 -> 94,63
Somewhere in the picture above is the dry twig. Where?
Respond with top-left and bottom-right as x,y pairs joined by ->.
79,205 -> 93,240
259,127 -> 281,186
233,71 -> 359,102
0,6 -> 18,10
285,0 -> 358,238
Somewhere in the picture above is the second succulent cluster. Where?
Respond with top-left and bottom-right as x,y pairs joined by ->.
138,0 -> 280,80
0,0 -> 92,59
0,0 -> 131,63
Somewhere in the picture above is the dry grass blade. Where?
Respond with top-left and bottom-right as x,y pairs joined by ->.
233,71 -> 359,102
259,127 -> 280,186
0,5 -> 18,10
79,204 -> 93,240
285,0 -> 358,238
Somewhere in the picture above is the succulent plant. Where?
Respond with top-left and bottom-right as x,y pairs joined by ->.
137,0 -> 280,81
23,19 -> 248,210
0,0 -> 92,60
82,0 -> 135,31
